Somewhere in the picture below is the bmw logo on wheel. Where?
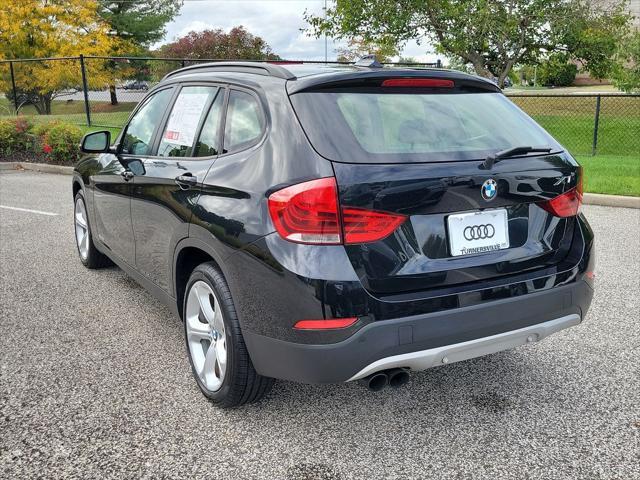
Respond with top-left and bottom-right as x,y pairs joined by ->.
481,179 -> 497,201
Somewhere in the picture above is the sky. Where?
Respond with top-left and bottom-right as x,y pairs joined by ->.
156,0 -> 442,63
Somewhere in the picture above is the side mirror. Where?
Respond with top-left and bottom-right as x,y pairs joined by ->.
80,131 -> 111,153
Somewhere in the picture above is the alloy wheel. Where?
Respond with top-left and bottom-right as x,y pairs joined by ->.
74,197 -> 89,260
185,280 -> 227,392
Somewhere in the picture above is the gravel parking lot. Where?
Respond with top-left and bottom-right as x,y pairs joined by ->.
1,171 -> 638,479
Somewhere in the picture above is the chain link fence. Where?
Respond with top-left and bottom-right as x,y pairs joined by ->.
507,94 -> 640,157
1,56 -> 638,158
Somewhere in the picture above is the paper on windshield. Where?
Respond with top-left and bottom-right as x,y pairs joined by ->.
163,93 -> 210,147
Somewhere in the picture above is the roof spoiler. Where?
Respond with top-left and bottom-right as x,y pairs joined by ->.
286,69 -> 502,95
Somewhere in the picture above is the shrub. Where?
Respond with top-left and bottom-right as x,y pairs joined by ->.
32,120 -> 62,139
43,123 -> 83,164
538,54 -> 578,87
0,117 -> 35,155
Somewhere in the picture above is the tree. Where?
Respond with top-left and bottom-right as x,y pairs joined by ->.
97,1 -> 183,104
335,37 -> 400,62
159,26 -> 280,61
537,54 -> 578,86
611,32 -> 640,93
306,0 -> 632,87
397,56 -> 417,64
0,0 -> 120,114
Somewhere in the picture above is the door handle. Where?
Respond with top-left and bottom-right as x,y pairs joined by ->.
175,173 -> 197,189
121,170 -> 134,181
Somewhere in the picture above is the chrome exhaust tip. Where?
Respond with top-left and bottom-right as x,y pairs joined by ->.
359,371 -> 389,392
387,368 -> 410,388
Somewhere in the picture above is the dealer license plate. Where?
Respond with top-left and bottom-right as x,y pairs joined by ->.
447,209 -> 510,257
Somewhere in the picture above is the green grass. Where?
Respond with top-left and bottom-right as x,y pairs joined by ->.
0,97 -> 134,132
79,125 -> 122,138
510,84 -> 622,94
507,95 -> 640,157
576,155 -> 640,197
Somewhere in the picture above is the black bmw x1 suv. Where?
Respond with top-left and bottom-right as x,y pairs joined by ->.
73,61 -> 594,407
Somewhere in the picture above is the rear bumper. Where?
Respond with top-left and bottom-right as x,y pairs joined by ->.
347,313 -> 580,380
244,279 -> 593,383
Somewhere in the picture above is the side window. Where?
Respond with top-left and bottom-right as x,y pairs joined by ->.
223,90 -> 264,153
158,86 -> 219,158
121,89 -> 172,156
194,90 -> 225,157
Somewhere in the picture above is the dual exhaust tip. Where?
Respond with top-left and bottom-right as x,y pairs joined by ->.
359,368 -> 410,392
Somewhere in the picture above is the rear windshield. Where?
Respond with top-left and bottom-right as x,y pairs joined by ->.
290,91 -> 560,163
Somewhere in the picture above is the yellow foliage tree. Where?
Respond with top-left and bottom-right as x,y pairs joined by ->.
0,0 -> 122,114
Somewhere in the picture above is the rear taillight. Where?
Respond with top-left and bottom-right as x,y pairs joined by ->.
268,177 -> 407,245
539,169 -> 584,218
342,207 -> 406,244
268,177 -> 341,244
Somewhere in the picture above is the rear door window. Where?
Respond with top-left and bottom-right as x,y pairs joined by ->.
223,90 -> 264,153
157,86 -> 219,158
290,91 -> 559,163
194,89 -> 225,157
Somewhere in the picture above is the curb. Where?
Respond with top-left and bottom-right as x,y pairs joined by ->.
0,162 -> 73,175
583,192 -> 640,209
1,162 -> 638,209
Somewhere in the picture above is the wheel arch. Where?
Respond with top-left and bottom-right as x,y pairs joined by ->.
72,175 -> 83,199
173,236 -> 229,321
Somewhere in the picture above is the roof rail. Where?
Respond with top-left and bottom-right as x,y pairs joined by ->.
163,61 -> 297,81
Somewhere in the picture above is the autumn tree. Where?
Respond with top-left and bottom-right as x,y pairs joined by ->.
159,26 -> 280,60
97,0 -> 183,104
151,26 -> 280,81
0,0 -> 120,114
306,0 -> 632,87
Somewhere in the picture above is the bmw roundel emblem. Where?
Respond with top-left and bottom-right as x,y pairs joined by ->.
481,179 -> 497,201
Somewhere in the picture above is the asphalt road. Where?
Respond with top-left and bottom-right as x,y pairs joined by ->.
0,171 -> 638,480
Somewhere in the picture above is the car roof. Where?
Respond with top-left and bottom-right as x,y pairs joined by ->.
162,61 -> 500,93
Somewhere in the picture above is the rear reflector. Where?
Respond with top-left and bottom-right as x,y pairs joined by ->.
294,317 -> 358,330
268,177 -> 407,245
382,78 -> 454,88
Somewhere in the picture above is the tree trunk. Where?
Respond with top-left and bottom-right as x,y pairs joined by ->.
109,84 -> 118,105
472,63 -> 494,79
498,71 -> 509,88
43,96 -> 52,115
466,53 -> 494,80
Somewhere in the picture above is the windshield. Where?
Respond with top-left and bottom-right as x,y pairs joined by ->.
290,91 -> 561,163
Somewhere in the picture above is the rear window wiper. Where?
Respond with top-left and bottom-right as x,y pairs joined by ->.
481,146 -> 553,170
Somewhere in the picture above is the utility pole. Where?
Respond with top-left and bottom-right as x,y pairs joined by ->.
324,0 -> 328,63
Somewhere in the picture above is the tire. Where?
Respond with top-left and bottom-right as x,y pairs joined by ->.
74,191 -> 111,269
183,262 -> 274,407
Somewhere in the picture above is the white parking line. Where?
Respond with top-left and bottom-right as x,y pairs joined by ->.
0,205 -> 59,216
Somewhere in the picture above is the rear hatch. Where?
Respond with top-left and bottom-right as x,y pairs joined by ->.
288,71 -> 583,296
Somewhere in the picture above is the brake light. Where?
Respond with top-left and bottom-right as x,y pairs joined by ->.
342,207 -> 406,244
268,177 -> 407,245
294,317 -> 358,330
268,177 -> 341,244
382,78 -> 454,88
539,168 -> 584,218
539,188 -> 583,217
